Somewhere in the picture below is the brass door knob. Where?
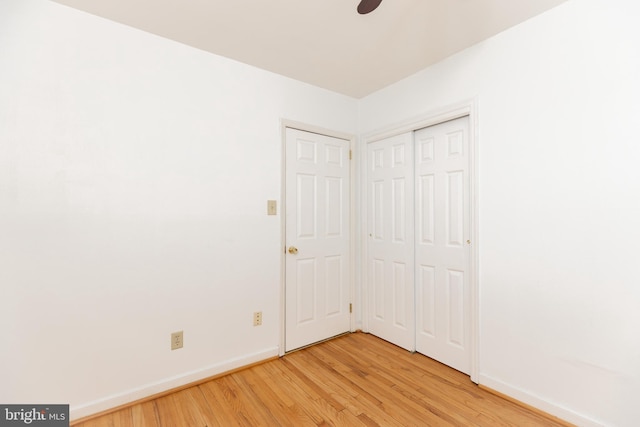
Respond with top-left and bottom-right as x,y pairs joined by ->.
288,246 -> 298,254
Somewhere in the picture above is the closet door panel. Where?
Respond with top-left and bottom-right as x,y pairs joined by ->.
366,132 -> 415,351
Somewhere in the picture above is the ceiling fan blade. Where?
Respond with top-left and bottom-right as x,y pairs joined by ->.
357,0 -> 383,15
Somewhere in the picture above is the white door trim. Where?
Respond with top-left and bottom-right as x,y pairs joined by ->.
279,119 -> 357,357
359,99 -> 479,383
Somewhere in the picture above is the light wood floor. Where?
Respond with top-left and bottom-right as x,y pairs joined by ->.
73,333 -> 570,426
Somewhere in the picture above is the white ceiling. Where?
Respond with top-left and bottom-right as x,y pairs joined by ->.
51,0 -> 568,98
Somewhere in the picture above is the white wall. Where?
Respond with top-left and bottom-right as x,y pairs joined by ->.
359,1 -> 640,426
0,0 -> 356,419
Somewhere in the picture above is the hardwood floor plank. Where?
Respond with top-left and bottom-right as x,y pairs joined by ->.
347,335 -> 501,424
259,361 -> 367,427
202,376 -> 261,426
173,387 -> 221,426
79,413 -> 114,427
325,347 -> 469,425
324,340 -> 478,425
226,371 -> 289,426
279,356 -> 348,413
72,333 -> 572,427
130,401 -> 160,427
249,364 -> 319,426
197,380 -> 243,427
257,362 -> 328,425
112,408 -> 132,427
153,394 -> 193,427
305,345 -> 438,426
285,350 -> 410,427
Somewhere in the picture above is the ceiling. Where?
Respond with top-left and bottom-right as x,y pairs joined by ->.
51,0 -> 568,98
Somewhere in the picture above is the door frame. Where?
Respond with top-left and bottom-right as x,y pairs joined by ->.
279,119 -> 357,357
359,99 -> 480,383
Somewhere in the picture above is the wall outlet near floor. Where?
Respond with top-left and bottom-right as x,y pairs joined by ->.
253,311 -> 262,326
171,331 -> 183,350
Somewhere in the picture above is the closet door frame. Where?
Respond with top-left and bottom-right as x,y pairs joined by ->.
359,99 -> 479,383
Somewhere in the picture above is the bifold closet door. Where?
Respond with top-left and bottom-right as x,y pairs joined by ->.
366,132 -> 415,351
414,116 -> 471,375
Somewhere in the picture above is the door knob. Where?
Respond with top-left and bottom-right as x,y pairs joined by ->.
288,246 -> 298,254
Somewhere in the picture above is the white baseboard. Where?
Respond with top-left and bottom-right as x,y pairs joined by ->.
478,374 -> 605,427
70,346 -> 279,421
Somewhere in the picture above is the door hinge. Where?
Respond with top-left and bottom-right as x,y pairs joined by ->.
349,303 -> 352,313
349,149 -> 352,160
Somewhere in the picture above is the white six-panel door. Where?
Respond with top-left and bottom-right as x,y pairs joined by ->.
366,132 -> 415,351
415,116 -> 470,374
285,128 -> 350,352
365,117 -> 471,373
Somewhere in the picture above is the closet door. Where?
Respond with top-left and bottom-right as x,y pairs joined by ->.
414,116 -> 471,374
366,132 -> 415,351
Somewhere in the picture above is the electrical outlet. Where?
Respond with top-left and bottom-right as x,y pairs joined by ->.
171,331 -> 183,350
253,311 -> 262,326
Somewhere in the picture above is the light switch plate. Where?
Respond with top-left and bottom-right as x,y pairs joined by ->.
267,200 -> 277,215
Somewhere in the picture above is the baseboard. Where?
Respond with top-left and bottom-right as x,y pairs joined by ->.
478,374 -> 605,427
70,346 -> 279,423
